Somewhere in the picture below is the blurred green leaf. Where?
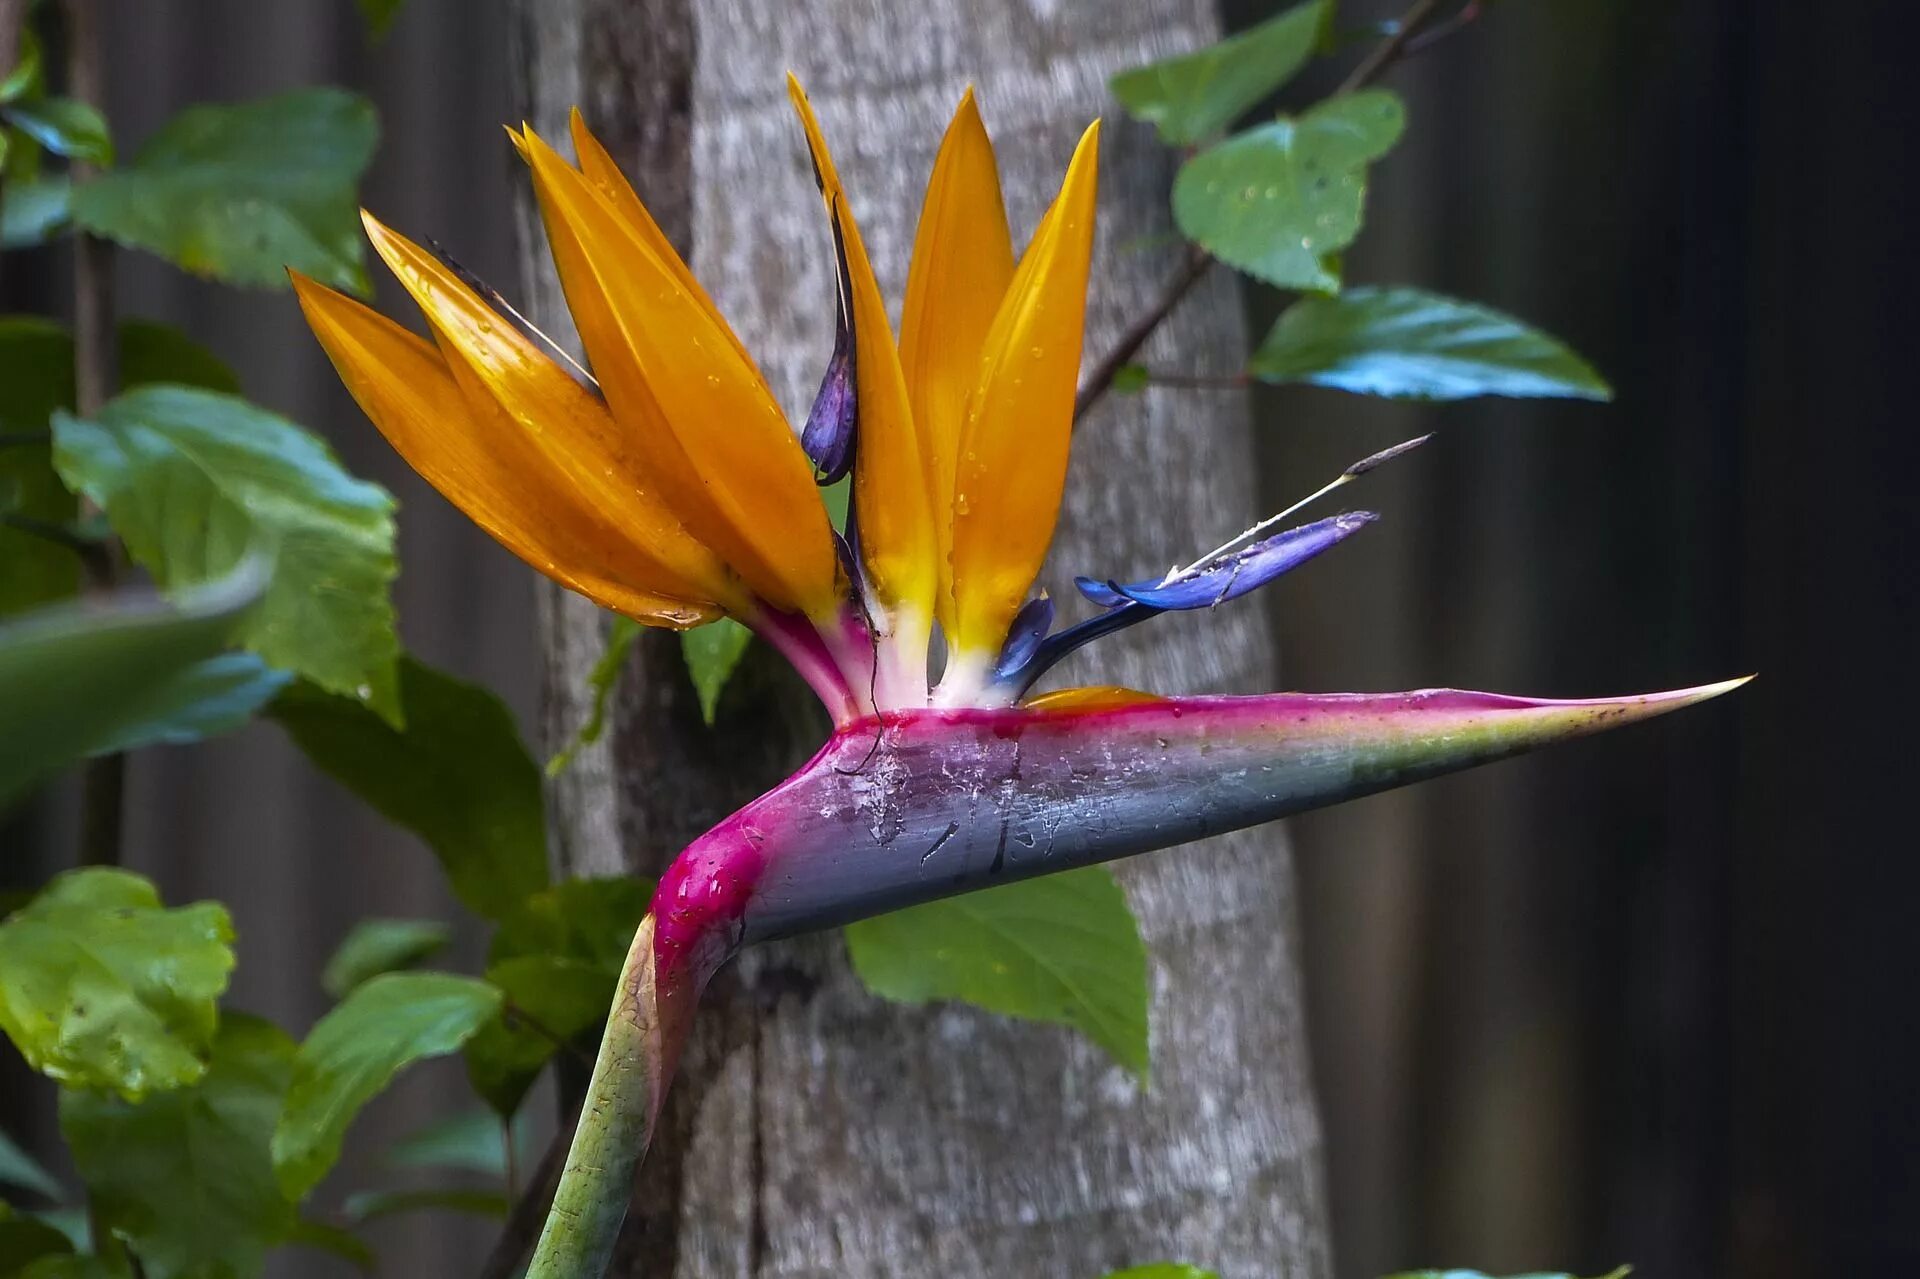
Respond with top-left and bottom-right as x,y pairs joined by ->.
320,918 -> 453,999
0,869 -> 234,1099
1111,363 -> 1151,394
272,972 -> 502,1199
53,386 -> 401,722
1173,90 -> 1405,292
546,614 -> 640,777
0,318 -> 237,617
69,88 -> 377,292
845,867 -> 1150,1078
1110,0 -> 1328,144
0,29 -> 42,105
87,652 -> 290,756
356,0 -> 407,39
681,617 -> 752,725
0,1205 -> 74,1272
16,1253 -> 132,1279
465,876 -> 651,1114
269,657 -> 548,919
0,1129 -> 61,1200
0,560 -> 268,807
117,318 -> 241,394
341,1187 -> 508,1224
1103,1267 -> 1219,1279
1249,286 -> 1611,401
2,99 -> 111,166
1,175 -> 71,246
61,1014 -> 298,1279
283,1218 -> 374,1272
384,1107 -> 530,1177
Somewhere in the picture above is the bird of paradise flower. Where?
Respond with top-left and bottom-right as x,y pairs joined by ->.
291,76 -> 1745,1277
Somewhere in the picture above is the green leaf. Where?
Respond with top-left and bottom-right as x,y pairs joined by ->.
320,918 -> 453,999
117,319 -> 240,395
680,617 -> 753,725
1111,362 -> 1151,395
341,1187 -> 508,1224
271,972 -> 502,1200
0,29 -> 43,105
1103,1267 -> 1220,1279
53,385 -> 401,722
356,0 -> 407,39
16,1254 -> 132,1279
2,100 -> 111,166
269,657 -> 547,919
88,652 -> 291,757
0,1129 -> 61,1200
1172,90 -> 1405,292
2,176 -> 72,247
0,318 -> 236,618
60,1014 -> 298,1279
1109,0 -> 1328,144
845,867 -> 1150,1078
0,560 -> 269,804
384,1108 -> 530,1177
464,877 -> 651,1114
464,955 -> 611,1116
0,1206 -> 74,1273
68,88 -> 377,292
282,1218 -> 374,1272
0,869 -> 234,1098
546,614 -> 640,777
1248,286 -> 1612,401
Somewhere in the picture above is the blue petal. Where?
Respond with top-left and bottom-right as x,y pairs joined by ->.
993,594 -> 1056,677
1077,512 -> 1376,611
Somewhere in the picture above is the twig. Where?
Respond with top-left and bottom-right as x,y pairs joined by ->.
64,0 -> 125,870
1336,0 -> 1445,95
1402,0 -> 1483,58
1074,247 -> 1215,424
479,1118 -> 572,1279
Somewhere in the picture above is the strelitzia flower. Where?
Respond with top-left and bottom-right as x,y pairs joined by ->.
292,78 -> 1745,1278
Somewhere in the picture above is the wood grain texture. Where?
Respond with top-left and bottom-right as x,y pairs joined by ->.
513,2 -> 1332,1274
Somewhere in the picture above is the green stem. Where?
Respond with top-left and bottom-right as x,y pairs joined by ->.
526,914 -> 691,1278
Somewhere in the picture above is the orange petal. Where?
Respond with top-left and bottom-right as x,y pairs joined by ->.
521,125 -> 842,618
358,213 -> 741,614
948,121 -> 1102,661
899,87 -> 1015,630
785,76 -> 937,629
566,109 -> 754,368
291,270 -> 721,627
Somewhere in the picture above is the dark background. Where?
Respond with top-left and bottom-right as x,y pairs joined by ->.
3,2 -> 1914,1277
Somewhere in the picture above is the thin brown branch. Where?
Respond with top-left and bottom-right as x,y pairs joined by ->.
1074,247 -> 1214,424
1402,0 -> 1483,58
1337,0 -> 1446,96
479,1116 -> 571,1279
64,0 -> 124,869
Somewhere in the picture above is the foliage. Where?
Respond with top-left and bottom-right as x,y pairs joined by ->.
846,867 -> 1150,1077
0,3 -> 1622,1275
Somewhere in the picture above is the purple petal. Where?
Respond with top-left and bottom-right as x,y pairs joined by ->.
1077,511 -> 1376,611
799,223 -> 857,483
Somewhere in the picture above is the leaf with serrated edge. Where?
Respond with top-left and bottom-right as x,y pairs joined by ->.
271,972 -> 501,1200
846,867 -> 1149,1077
1249,286 -> 1611,401
1173,90 -> 1404,291
52,386 -> 400,721
0,869 -> 233,1098
60,1014 -> 298,1279
68,89 -> 376,292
